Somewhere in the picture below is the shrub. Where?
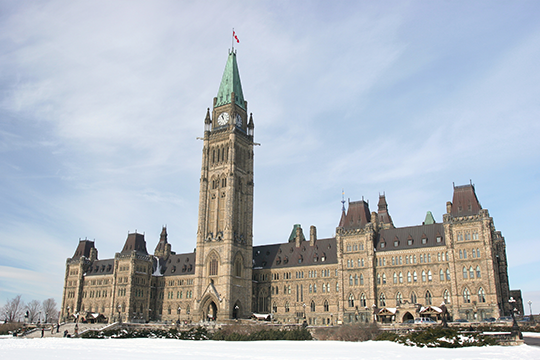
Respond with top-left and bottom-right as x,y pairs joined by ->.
376,327 -> 499,348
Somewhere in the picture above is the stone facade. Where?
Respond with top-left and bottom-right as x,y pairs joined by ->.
60,50 -> 520,325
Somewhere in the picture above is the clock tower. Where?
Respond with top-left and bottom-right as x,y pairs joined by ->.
193,50 -> 254,320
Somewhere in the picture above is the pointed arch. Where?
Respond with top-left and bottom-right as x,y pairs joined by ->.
396,292 -> 403,306
410,291 -> 417,304
323,300 -> 329,312
478,287 -> 486,303
443,289 -> 450,304
348,293 -> 355,307
379,293 -> 386,307
360,293 -> 367,307
310,300 -> 316,312
425,290 -> 432,305
233,251 -> 244,277
463,288 -> 471,303
206,250 -> 221,277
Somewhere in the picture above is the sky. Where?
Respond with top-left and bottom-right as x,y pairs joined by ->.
0,0 -> 539,312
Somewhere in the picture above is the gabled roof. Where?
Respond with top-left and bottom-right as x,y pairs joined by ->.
451,184 -> 482,216
215,50 -> 245,110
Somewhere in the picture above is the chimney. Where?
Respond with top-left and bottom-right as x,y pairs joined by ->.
446,201 -> 452,214
310,226 -> 317,246
295,226 -> 304,248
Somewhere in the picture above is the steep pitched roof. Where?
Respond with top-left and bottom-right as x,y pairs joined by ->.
215,50 -> 245,110
338,200 -> 371,229
377,194 -> 393,225
121,233 -> 148,255
424,211 -> 436,225
451,184 -> 482,217
72,240 -> 95,260
253,238 -> 337,270
376,223 -> 445,251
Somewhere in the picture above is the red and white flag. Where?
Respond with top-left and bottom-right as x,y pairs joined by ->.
233,30 -> 239,43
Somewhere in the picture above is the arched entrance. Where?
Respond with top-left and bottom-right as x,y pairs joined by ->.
402,312 -> 414,323
207,301 -> 217,321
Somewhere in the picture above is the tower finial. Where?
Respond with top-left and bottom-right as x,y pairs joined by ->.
341,189 -> 346,212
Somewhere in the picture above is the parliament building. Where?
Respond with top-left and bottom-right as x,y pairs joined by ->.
61,50 -> 519,325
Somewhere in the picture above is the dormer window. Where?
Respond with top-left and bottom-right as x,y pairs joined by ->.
422,238 -> 427,244
407,239 -> 413,246
394,241 -> 399,247
436,236 -> 442,243
380,242 -> 386,249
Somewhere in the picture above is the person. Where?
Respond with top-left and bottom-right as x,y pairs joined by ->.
56,323 -> 60,333
63,330 -> 68,337
41,328 -> 44,338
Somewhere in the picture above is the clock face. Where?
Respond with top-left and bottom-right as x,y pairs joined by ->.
235,114 -> 242,127
217,112 -> 229,126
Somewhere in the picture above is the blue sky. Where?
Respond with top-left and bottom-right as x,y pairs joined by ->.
1,0 -> 539,313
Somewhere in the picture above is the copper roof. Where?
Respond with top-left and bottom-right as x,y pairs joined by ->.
451,184 -> 482,217
253,238 -> 337,270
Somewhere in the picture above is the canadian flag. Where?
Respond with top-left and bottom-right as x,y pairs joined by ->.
233,30 -> 239,43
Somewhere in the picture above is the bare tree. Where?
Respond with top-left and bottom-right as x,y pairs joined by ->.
1,295 -> 25,323
26,300 -> 42,323
42,298 -> 59,323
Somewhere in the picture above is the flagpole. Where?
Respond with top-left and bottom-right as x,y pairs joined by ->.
232,28 -> 235,52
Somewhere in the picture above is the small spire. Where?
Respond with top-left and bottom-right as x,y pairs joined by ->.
341,189 -> 346,212
247,113 -> 254,136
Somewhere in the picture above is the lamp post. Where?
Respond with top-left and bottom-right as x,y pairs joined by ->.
509,297 -> 522,339
178,307 -> 181,325
302,303 -> 307,327
117,304 -> 122,324
45,312 -> 48,324
528,300 -> 533,320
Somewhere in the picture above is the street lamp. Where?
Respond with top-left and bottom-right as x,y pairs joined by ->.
117,304 -> 122,324
528,300 -> 533,321
509,297 -> 522,339
177,307 -> 181,325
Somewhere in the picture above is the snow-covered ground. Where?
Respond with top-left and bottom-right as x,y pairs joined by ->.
1,337 -> 539,360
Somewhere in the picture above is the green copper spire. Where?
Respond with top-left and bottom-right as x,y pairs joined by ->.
424,211 -> 436,225
215,50 -> 245,110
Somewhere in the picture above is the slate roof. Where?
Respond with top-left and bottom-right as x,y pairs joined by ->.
159,253 -> 196,276
253,238 -> 337,270
120,233 -> 148,255
376,223 -> 445,251
451,184 -> 482,217
72,240 -> 95,260
85,259 -> 114,276
339,200 -> 371,229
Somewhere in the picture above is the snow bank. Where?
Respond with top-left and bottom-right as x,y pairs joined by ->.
0,338 -> 539,360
